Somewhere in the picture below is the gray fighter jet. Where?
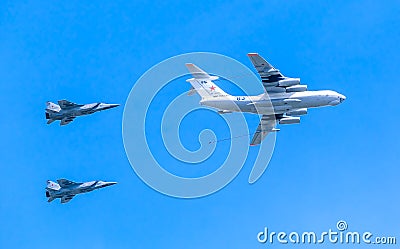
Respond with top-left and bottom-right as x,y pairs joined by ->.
45,100 -> 119,125
45,179 -> 117,203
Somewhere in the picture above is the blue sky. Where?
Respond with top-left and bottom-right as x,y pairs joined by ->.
0,0 -> 399,248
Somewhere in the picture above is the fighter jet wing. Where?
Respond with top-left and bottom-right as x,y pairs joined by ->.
247,53 -> 301,93
57,179 -> 77,187
60,117 -> 75,126
250,115 -> 278,146
58,100 -> 82,109
61,195 -> 75,204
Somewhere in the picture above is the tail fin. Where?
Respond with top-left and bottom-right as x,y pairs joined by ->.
185,63 -> 228,99
46,180 -> 60,190
46,102 -> 61,113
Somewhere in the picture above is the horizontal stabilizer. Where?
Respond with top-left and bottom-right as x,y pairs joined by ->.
187,86 -> 196,96
61,195 -> 75,204
185,63 -> 219,80
186,63 -> 210,79
47,119 -> 56,125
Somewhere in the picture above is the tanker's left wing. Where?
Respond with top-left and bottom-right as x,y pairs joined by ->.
247,53 -> 306,94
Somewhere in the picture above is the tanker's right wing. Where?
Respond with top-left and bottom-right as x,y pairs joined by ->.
250,115 -> 279,146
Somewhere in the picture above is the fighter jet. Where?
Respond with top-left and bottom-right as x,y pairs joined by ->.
185,53 -> 346,145
45,100 -> 119,125
45,179 -> 117,203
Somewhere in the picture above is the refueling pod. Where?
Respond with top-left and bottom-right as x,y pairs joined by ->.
287,108 -> 308,116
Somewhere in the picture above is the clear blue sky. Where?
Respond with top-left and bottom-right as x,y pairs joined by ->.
0,0 -> 399,248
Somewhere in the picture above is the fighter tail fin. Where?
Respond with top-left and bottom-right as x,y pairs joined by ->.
185,63 -> 228,99
46,180 -> 60,190
45,102 -> 61,113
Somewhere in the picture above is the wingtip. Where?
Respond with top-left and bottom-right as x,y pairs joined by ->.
247,53 -> 259,56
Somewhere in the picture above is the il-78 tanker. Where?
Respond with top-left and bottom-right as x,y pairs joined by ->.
185,53 -> 346,145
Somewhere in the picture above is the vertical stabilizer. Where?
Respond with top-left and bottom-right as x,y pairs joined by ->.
46,180 -> 60,190
46,102 -> 61,112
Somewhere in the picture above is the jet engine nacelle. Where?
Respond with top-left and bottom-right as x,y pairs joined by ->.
286,108 -> 308,116
279,116 -> 300,124
278,78 -> 300,87
286,85 -> 307,92
218,110 -> 233,114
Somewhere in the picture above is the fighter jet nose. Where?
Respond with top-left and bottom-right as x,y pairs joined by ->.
109,104 -> 120,109
95,181 -> 117,189
106,104 -> 120,108
99,103 -> 120,111
104,181 -> 117,187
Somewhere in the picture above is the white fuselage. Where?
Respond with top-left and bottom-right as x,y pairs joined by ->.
200,90 -> 346,115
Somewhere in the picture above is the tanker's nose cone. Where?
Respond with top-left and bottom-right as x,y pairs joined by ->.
339,94 -> 346,103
